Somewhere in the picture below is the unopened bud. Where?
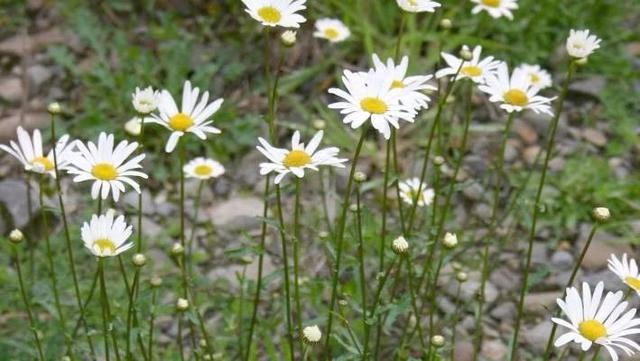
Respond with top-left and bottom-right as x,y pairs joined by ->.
592,207 -> 610,223
443,232 -> 458,249
9,229 -> 24,243
318,231 -> 329,239
456,271 -> 468,283
354,171 -> 367,183
440,18 -> 452,29
47,102 -> 62,115
302,325 -> 322,344
349,204 -> 358,213
431,334 -> 445,347
176,298 -> 189,311
281,30 -> 297,46
433,155 -> 445,166
150,276 -> 163,287
171,242 -> 184,256
459,46 -> 473,61
313,119 -> 326,130
132,253 -> 146,267
392,236 -> 409,255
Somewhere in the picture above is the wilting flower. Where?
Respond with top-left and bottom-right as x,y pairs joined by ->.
281,30 -> 297,46
396,0 -> 441,13
470,0 -> 518,20
443,232 -> 458,249
132,86 -> 159,114
66,133 -> 147,201
608,254 -> 640,295
257,130 -> 347,184
436,45 -> 502,84
566,29 -> 601,60
328,69 -> 416,139
552,282 -> 640,360
514,64 -> 552,89
479,62 -> 555,114
0,126 -> 74,177
392,236 -> 409,255
302,325 -> 322,344
399,178 -> 435,207
184,157 -> 225,180
242,0 -> 306,28
368,54 -> 436,111
313,18 -> 350,43
81,212 -> 134,257
148,80 -> 223,153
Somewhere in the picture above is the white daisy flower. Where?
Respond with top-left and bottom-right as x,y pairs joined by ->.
0,126 -> 75,177
66,132 -> 147,202
552,281 -> 640,361
242,0 -> 307,28
369,54 -> 436,111
515,64 -> 552,89
478,62 -> 555,115
328,69 -> 417,139
399,178 -> 435,207
256,130 -> 347,184
608,254 -> 640,295
396,0 -> 441,13
566,29 -> 602,60
132,86 -> 159,114
313,18 -> 350,43
148,80 -> 223,153
436,45 -> 502,84
81,212 -> 134,257
183,157 -> 225,180
470,0 -> 518,20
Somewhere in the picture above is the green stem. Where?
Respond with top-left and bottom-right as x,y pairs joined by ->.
187,180 -> 205,277
404,257 -> 426,353
293,178 -> 304,354
136,116 -> 146,253
324,127 -> 368,358
125,267 -> 140,360
394,13 -> 407,60
148,286 -> 158,361
472,111 -> 515,360
39,177 -> 74,360
25,175 -> 35,282
355,184 -> 369,360
177,315 -> 185,361
391,130 -> 407,235
509,61 -> 576,361
371,257 -> 399,359
543,224 -> 599,359
451,282 -> 463,361
275,184 -> 295,361
13,244 -> 46,361
72,267 -> 99,337
50,113 -> 97,358
379,138 -> 392,275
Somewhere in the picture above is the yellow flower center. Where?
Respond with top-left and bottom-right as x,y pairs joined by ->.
408,189 -> 423,200
91,163 -> 118,181
31,156 -> 54,171
391,80 -> 405,89
324,28 -> 339,40
283,149 -> 311,168
360,97 -> 388,114
408,0 -> 418,5
503,89 -> 529,106
461,65 -> 482,77
624,276 -> 640,290
94,238 -> 116,255
169,113 -> 194,132
481,0 -> 501,7
194,164 -> 212,176
257,6 -> 281,24
529,73 -> 540,84
578,320 -> 607,342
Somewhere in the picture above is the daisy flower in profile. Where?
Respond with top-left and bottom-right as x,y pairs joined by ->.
66,133 -> 147,202
608,254 -> 640,295
479,62 -> 555,115
470,0 -> 518,20
149,80 -> 223,153
328,69 -> 416,139
184,157 -> 225,180
369,54 -> 436,111
242,0 -> 307,28
257,130 -> 347,184
313,18 -> 350,43
436,45 -> 502,84
399,178 -> 435,207
552,281 -> 640,360
515,64 -> 552,89
396,0 -> 441,13
132,86 -> 159,115
81,212 -> 134,257
0,126 -> 74,177
566,29 -> 602,60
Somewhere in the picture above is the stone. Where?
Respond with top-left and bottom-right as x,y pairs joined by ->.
0,28 -> 80,56
523,146 -> 542,165
208,197 -> 263,230
0,77 -> 22,103
26,64 -> 52,91
524,292 -> 559,315
490,302 -> 515,320
522,320 -> 552,354
514,120 -> 538,145
582,128 -> 607,147
0,179 -> 39,229
446,272 -> 499,305
122,189 -> 155,215
481,339 -> 507,361
531,242 -> 547,266
550,251 -> 573,271
580,228 -> 633,270
453,340 -> 473,361
569,75 -> 606,98
0,112 -> 49,142
462,181 -> 484,201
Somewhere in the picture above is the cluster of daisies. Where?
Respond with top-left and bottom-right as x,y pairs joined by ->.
1,80 -> 226,259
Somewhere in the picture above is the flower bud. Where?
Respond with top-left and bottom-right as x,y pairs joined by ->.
312,119 -> 326,130
47,102 -> 62,115
171,242 -> 184,256
451,261 -> 462,271
176,298 -> 189,311
132,253 -> 146,267
440,18 -> 452,30
431,334 -> 445,347
318,231 -> 329,239
9,229 -> 24,243
125,117 -> 142,136
443,232 -> 458,249
349,204 -> 358,213
459,46 -> 473,61
354,171 -> 367,183
433,155 -> 445,166
61,356 -> 71,361
592,207 -> 610,223
281,30 -> 297,47
575,57 -> 588,66
456,271 -> 468,283
302,325 -> 322,344
150,276 -> 163,288
392,236 -> 409,255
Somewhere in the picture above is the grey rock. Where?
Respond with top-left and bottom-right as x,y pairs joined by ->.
532,242 -> 547,266
208,197 -> 263,230
490,302 -> 515,320
0,77 -> 22,103
524,292 -> 559,316
0,179 -> 39,229
462,181 -> 485,201
453,340 -> 473,361
522,320 -> 552,353
446,272 -> 499,305
123,189 -> 155,215
582,128 -> 607,147
481,339 -> 507,361
569,75 -> 606,98
551,251 -> 573,271
27,64 -> 52,91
